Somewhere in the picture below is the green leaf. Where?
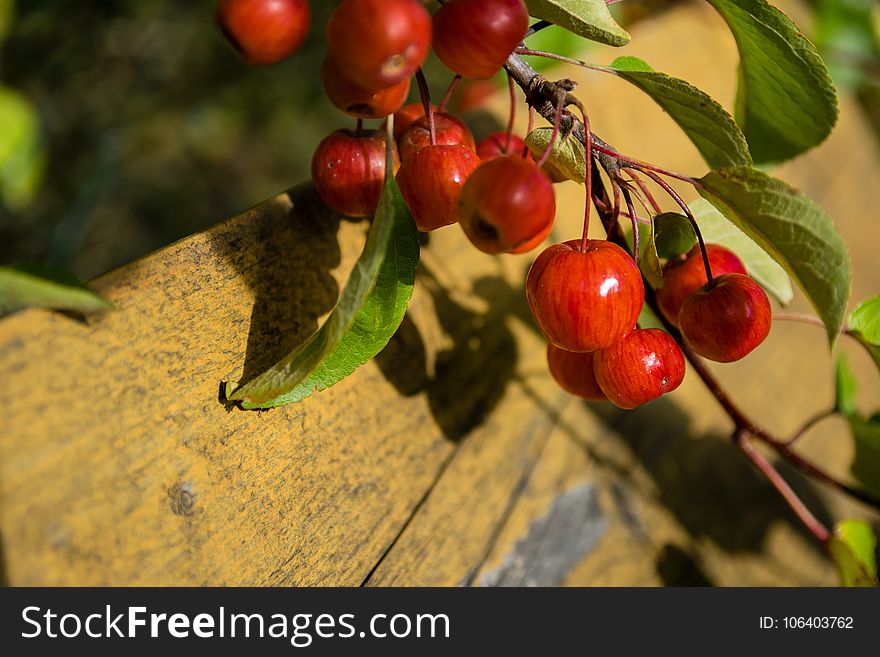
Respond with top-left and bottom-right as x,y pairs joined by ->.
848,295 -> 880,371
640,218 -> 663,290
689,198 -> 793,306
226,135 -> 420,409
835,353 -> 858,417
604,56 -> 752,169
849,414 -> 880,498
524,128 -> 586,184
0,85 -> 46,211
707,0 -> 839,164
653,213 -> 696,260
697,167 -> 850,343
829,519 -> 879,587
524,0 -> 630,47
0,263 -> 114,315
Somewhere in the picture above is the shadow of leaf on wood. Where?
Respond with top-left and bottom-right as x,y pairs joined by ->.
656,543 -> 714,586
585,398 -> 834,557
375,268 -> 520,443
212,184 -> 344,389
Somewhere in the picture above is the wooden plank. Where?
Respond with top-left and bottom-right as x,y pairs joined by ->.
0,187 -> 467,586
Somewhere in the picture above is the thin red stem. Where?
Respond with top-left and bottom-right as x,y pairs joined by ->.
621,186 -> 640,262
581,108 -> 593,252
535,95 -> 566,169
505,72 -> 517,152
438,74 -> 462,113
626,169 -> 663,214
785,408 -> 837,446
735,430 -> 830,543
636,167 -> 714,287
415,68 -> 436,146
594,143 -> 699,185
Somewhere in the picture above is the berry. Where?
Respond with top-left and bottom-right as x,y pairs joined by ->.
327,0 -> 431,89
433,0 -> 529,79
393,102 -> 437,141
322,58 -> 410,119
546,344 -> 607,402
678,273 -> 772,363
397,144 -> 480,231
311,128 -> 398,217
476,131 -> 533,162
592,329 -> 686,409
398,112 -> 476,163
656,244 -> 747,327
458,155 -> 555,254
216,0 -> 311,66
526,240 -> 644,352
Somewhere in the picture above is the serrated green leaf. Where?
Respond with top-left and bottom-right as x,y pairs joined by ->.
226,135 -> 419,409
849,415 -> 880,499
653,213 -> 697,260
640,217 -> 663,290
697,167 -> 850,342
707,0 -> 839,164
829,519 -> 879,587
689,197 -> 793,306
525,0 -> 630,47
525,128 -> 586,184
835,353 -> 858,417
0,263 -> 114,315
848,296 -> 880,372
604,56 -> 752,169
0,85 -> 46,211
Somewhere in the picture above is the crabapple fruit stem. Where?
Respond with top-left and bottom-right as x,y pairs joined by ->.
415,68 -> 436,146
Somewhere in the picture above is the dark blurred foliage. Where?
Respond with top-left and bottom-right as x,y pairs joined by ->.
0,0 -> 876,280
0,0 -> 346,279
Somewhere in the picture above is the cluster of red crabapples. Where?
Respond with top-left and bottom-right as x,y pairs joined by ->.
216,0 -> 774,410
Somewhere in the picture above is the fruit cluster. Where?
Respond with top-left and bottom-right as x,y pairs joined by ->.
217,0 -> 774,411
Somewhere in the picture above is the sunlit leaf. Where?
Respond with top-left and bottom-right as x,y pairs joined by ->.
226,129 -> 420,409
707,0 -> 839,164
525,128 -> 586,184
603,56 -> 752,169
848,295 -> 880,372
829,519 -> 878,587
697,167 -> 850,343
524,0 -> 630,47
835,353 -> 858,417
689,198 -> 792,306
0,85 -> 46,211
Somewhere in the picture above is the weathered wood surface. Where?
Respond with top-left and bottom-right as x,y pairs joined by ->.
2,2 -> 878,586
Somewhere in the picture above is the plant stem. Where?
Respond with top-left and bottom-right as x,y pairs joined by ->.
535,94 -> 566,168
735,429 -> 830,543
438,74 -> 462,112
786,408 -> 837,446
505,71 -> 517,152
580,107 -> 593,252
636,167 -> 714,287
621,186 -> 640,262
415,68 -> 436,146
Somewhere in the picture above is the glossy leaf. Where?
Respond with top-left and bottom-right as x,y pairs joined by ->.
689,198 -> 792,306
707,0 -> 838,164
525,0 -> 630,47
697,167 -> 850,343
849,414 -> 880,499
653,213 -> 696,260
226,134 -> 420,409
604,56 -> 752,169
829,519 -> 879,587
525,128 -> 586,184
835,353 -> 858,417
0,263 -> 113,315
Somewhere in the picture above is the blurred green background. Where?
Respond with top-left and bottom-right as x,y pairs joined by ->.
0,0 -> 877,281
